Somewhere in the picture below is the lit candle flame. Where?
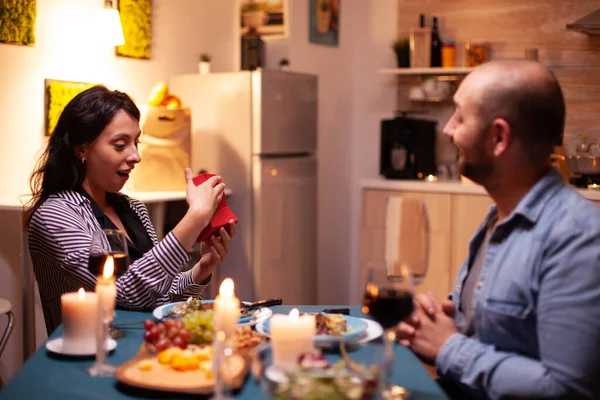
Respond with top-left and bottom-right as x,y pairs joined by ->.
289,308 -> 299,321
103,255 -> 114,279
77,288 -> 85,299
219,278 -> 234,297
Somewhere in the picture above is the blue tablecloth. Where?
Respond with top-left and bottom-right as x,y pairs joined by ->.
0,306 -> 447,399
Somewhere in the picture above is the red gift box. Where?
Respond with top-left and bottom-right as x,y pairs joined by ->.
192,173 -> 238,243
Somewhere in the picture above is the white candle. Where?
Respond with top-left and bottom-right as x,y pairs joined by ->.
270,309 -> 316,370
213,278 -> 240,337
61,288 -> 98,353
96,255 -> 117,316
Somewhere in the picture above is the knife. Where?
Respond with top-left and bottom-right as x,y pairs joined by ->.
242,297 -> 283,311
321,308 -> 350,315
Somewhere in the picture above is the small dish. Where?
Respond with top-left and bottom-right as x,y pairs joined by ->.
45,337 -> 117,357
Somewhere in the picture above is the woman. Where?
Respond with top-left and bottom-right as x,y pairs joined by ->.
25,85 -> 235,334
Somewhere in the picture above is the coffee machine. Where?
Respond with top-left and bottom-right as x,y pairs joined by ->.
380,115 -> 437,179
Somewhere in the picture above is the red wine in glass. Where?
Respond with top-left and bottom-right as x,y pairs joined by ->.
88,253 -> 128,277
363,288 -> 414,329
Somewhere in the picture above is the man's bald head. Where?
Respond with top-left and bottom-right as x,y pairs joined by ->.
462,59 -> 565,163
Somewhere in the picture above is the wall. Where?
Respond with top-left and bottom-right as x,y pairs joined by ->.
284,0 -> 354,305
348,1 -> 399,303
280,0 -> 398,305
395,0 -> 600,162
0,0 -> 239,201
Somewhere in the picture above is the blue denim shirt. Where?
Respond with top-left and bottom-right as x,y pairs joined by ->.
436,169 -> 600,399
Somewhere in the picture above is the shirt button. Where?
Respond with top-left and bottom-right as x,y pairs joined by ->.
476,281 -> 483,289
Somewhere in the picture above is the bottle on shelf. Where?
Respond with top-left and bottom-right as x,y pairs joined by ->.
410,14 -> 432,68
430,16 -> 442,67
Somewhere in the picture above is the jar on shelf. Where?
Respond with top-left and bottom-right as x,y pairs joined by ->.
465,42 -> 487,67
441,41 -> 456,68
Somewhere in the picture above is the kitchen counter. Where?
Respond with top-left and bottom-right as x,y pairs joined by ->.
360,178 -> 600,201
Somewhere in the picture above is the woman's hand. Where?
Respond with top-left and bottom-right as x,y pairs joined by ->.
192,220 -> 237,284
185,168 -> 225,224
172,169 -> 227,251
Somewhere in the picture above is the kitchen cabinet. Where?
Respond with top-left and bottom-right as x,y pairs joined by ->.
361,189 -> 452,302
361,186 -> 600,302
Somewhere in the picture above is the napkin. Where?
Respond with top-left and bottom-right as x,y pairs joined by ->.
192,173 -> 239,243
385,196 -> 429,280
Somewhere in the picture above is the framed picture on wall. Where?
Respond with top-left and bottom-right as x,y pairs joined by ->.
116,0 -> 152,59
0,0 -> 36,45
44,79 -> 96,136
240,0 -> 288,39
309,0 -> 339,47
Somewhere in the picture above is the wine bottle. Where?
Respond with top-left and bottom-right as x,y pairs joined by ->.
431,16 -> 442,67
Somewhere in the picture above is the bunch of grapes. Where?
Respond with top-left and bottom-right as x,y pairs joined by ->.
181,309 -> 215,344
143,319 -> 191,351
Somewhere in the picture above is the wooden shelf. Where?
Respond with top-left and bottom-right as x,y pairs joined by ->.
378,67 -> 473,76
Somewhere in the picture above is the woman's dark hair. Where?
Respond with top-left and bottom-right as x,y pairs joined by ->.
24,85 -> 140,227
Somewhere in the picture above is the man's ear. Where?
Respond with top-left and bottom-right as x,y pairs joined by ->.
490,118 -> 511,157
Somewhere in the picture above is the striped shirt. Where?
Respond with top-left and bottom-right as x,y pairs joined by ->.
28,190 -> 207,334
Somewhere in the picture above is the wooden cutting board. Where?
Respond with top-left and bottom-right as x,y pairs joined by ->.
115,345 -> 249,395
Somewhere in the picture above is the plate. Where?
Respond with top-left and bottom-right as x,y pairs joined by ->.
115,345 -> 248,395
152,301 -> 273,327
259,314 -> 369,344
256,318 -> 382,345
46,337 -> 117,357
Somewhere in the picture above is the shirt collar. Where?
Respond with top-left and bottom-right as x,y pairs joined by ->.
482,167 -> 565,228
510,167 -> 565,224
73,186 -> 106,220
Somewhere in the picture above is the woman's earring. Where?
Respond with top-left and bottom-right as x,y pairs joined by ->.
81,157 -> 86,164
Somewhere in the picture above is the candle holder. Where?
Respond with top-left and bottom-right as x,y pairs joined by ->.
87,254 -> 118,377
87,303 -> 116,377
211,330 -> 236,400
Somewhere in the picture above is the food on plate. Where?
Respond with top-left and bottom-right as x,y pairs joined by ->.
166,297 -> 256,318
315,313 -> 348,336
233,326 -> 264,350
143,317 -> 264,353
181,310 -> 215,344
143,319 -> 191,352
157,345 -> 213,373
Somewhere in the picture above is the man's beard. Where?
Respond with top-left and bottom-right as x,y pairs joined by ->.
455,139 -> 494,185
459,157 -> 494,184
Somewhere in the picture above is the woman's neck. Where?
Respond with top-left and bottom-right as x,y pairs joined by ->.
81,181 -> 108,209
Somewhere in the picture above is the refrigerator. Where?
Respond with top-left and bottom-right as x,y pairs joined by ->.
169,70 -> 318,305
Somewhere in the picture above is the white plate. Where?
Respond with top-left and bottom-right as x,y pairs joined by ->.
45,337 -> 117,357
152,302 -> 273,327
255,317 -> 383,344
241,307 -> 273,327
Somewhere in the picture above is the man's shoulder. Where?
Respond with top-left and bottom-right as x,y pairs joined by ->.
538,186 -> 600,244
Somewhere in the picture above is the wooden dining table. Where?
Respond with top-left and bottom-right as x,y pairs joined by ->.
0,305 -> 448,399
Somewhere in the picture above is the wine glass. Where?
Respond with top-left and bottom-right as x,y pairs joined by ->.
88,229 -> 128,340
88,229 -> 128,277
362,261 -> 414,399
86,229 -> 127,377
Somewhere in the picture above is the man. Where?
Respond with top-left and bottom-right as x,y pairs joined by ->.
398,59 -> 600,399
